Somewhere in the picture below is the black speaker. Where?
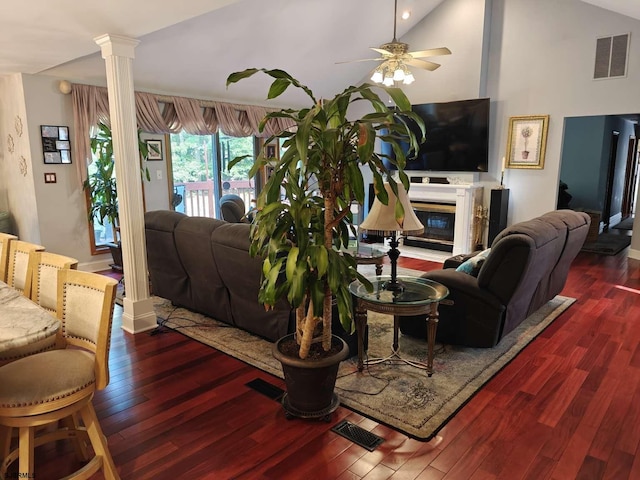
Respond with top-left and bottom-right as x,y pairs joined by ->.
488,188 -> 509,246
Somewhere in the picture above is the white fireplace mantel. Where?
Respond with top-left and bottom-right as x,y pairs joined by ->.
408,183 -> 483,255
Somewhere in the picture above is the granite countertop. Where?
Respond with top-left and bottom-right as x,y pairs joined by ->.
0,281 -> 60,351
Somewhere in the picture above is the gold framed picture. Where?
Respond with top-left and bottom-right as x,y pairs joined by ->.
506,115 -> 549,169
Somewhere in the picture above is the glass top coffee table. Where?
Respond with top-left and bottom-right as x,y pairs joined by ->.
349,275 -> 449,376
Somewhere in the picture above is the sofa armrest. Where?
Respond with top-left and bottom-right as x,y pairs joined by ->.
399,269 -> 506,347
422,269 -> 504,310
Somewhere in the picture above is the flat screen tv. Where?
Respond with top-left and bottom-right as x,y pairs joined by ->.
381,98 -> 490,172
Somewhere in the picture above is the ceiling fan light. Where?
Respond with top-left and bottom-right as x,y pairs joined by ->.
393,67 -> 405,81
371,70 -> 384,83
403,72 -> 415,85
383,73 -> 395,86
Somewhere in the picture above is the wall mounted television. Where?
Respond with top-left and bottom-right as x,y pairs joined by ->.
381,97 -> 490,173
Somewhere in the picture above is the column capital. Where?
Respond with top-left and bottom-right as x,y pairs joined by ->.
94,34 -> 140,59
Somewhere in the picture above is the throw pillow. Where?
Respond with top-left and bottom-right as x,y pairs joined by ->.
455,248 -> 491,276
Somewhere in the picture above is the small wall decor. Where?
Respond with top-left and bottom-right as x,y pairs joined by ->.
146,139 -> 163,160
7,134 -> 14,154
506,115 -> 549,169
44,173 -> 57,184
41,125 -> 72,164
19,156 -> 28,177
15,116 -> 23,137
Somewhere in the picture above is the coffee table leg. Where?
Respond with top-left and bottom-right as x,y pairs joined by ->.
426,302 -> 440,376
355,300 -> 367,372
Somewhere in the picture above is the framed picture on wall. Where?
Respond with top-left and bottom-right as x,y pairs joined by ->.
146,139 -> 163,161
265,143 -> 278,160
41,125 -> 72,164
505,115 -> 549,169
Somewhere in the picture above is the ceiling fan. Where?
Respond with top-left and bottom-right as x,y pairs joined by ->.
339,0 -> 451,85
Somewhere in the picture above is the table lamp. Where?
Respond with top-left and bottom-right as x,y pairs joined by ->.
359,182 -> 424,292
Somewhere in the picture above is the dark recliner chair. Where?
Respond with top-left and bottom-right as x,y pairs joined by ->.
400,210 -> 590,348
219,194 -> 247,223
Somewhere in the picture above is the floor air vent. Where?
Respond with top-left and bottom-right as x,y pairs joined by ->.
331,420 -> 384,451
245,378 -> 284,401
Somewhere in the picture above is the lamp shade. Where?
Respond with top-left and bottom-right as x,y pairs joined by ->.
360,182 -> 424,236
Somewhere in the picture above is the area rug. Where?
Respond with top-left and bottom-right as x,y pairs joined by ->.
152,265 -> 575,440
581,232 -> 631,255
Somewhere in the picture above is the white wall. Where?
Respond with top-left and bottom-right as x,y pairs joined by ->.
20,74 -> 106,267
0,74 -> 41,242
488,0 -> 640,224
400,0 -> 490,103
140,132 -> 170,212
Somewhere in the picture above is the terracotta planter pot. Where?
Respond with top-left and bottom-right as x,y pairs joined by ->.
272,334 -> 349,421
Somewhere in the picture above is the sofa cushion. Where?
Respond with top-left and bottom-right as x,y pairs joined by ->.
145,210 -> 192,308
455,248 -> 491,276
211,223 -> 292,341
174,216 -> 234,324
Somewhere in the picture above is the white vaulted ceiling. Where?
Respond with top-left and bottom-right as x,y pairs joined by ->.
0,0 -> 639,105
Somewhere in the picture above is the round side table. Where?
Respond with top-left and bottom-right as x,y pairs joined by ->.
349,276 -> 449,376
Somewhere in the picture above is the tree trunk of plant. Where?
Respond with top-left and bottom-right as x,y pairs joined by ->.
322,193 -> 335,351
298,298 -> 320,359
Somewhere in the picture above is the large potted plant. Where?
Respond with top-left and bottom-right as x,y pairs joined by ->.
84,122 -> 150,270
227,69 -> 424,419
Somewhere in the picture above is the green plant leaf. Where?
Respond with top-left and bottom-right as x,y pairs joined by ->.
226,68 -> 260,86
268,78 -> 291,99
286,246 -> 299,281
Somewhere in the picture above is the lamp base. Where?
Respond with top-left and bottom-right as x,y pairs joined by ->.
384,233 -> 404,294
382,278 -> 404,293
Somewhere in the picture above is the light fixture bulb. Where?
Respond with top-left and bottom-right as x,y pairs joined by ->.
403,72 -> 415,85
393,67 -> 405,81
401,10 -> 411,20
371,70 -> 384,83
383,73 -> 395,86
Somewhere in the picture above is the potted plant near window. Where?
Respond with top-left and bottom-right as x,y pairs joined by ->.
227,69 -> 424,420
84,122 -> 150,270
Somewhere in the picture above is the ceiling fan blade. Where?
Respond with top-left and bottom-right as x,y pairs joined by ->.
405,58 -> 441,71
336,58 -> 384,64
408,47 -> 452,58
370,47 -> 392,56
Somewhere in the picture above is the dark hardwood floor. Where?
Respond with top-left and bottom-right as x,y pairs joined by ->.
24,245 -> 640,479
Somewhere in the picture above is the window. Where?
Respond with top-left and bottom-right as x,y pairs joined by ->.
85,128 -> 261,255
169,131 -> 258,218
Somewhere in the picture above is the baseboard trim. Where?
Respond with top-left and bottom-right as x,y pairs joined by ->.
629,247 -> 640,260
78,258 -> 113,272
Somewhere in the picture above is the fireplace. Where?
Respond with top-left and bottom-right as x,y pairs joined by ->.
406,183 -> 483,255
405,202 -> 456,252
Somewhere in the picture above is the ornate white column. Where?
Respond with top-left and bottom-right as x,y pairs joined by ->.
95,34 -> 156,333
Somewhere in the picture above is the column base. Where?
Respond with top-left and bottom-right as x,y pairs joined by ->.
121,297 -> 157,334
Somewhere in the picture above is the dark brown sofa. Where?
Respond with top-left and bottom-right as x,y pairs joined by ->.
144,210 -> 360,352
145,210 -> 292,341
400,210 -> 590,347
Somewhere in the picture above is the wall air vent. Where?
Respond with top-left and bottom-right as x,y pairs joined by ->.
594,33 -> 630,79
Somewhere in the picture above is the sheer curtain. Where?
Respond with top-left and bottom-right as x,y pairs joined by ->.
71,83 -> 293,185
